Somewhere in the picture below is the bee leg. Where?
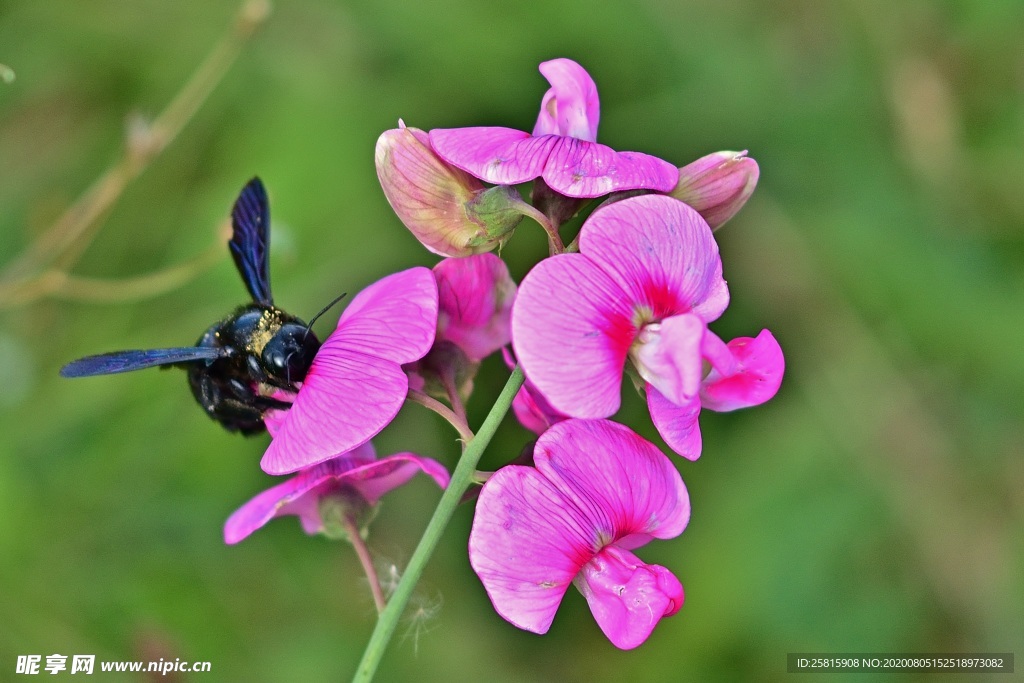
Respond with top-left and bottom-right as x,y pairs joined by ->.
191,373 -> 265,434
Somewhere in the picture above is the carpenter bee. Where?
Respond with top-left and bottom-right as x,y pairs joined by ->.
61,177 -> 324,435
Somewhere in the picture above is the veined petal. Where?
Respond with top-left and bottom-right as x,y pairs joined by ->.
632,313 -> 706,406
647,385 -> 703,461
224,476 -> 320,544
700,329 -> 784,412
429,127 -> 548,186
224,443 -> 376,544
536,419 -> 690,546
469,464 -> 596,635
512,254 -> 635,418
580,195 -> 729,322
429,129 -> 678,198
575,546 -> 684,650
260,349 -> 408,474
334,268 -> 439,364
342,452 -> 450,505
539,137 -> 678,198
435,253 -> 516,361
533,58 -> 600,141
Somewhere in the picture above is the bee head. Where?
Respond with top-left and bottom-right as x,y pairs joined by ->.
261,323 -> 321,386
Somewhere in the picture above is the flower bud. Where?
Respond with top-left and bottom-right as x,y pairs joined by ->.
404,340 -> 479,403
376,124 -> 523,256
669,151 -> 759,230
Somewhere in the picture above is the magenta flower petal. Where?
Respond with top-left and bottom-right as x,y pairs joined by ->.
469,464 -> 592,634
428,127 -> 546,186
226,443 -> 376,544
435,253 -> 516,361
535,419 -> 690,546
647,386 -> 702,461
334,268 -> 438,364
225,444 -> 448,544
344,452 -> 450,505
533,58 -> 600,141
538,137 -> 678,198
260,349 -> 409,475
580,195 -> 729,323
469,419 -> 689,646
575,546 -> 684,650
700,329 -> 785,412
512,254 -> 635,417
260,268 -> 438,475
429,128 -> 678,199
632,313 -> 706,406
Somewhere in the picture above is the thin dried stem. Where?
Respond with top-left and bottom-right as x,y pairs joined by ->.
0,0 -> 270,307
342,514 -> 387,615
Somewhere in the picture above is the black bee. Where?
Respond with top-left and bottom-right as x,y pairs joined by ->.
61,177 -> 322,435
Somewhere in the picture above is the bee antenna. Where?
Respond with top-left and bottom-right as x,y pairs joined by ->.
305,292 -> 347,339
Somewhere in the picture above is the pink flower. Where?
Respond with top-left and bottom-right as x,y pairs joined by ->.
434,253 -> 516,361
225,442 -> 449,544
260,268 -> 439,475
469,419 -> 689,649
511,194 -> 783,459
428,58 -> 678,199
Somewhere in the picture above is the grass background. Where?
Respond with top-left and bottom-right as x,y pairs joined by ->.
1,0 -> 1021,680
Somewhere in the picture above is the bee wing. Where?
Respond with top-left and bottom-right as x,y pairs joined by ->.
229,177 -> 273,305
60,347 -> 228,378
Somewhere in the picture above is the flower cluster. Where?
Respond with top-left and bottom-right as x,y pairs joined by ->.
226,57 -> 782,653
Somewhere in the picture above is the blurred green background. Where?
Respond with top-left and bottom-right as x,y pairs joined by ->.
2,0 -> 1022,680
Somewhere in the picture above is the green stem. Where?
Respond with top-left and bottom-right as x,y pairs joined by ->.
406,389 -> 474,443
512,201 -> 563,254
353,365 -> 525,682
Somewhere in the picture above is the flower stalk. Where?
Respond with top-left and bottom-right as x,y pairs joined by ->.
342,514 -> 387,615
353,365 -> 525,683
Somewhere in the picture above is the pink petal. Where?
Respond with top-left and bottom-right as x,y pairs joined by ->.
512,254 -> 635,418
343,452 -> 450,505
700,329 -> 785,412
469,464 -> 595,635
647,386 -> 703,461
537,137 -> 678,198
334,268 -> 439,364
429,127 -> 548,186
260,348 -> 409,474
575,545 -> 684,650
535,419 -> 690,546
512,379 -> 568,436
533,58 -> 600,141
224,477 -> 316,544
428,128 -> 678,198
435,253 -> 517,361
579,195 -> 729,322
632,313 -> 706,406
224,444 -> 376,544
